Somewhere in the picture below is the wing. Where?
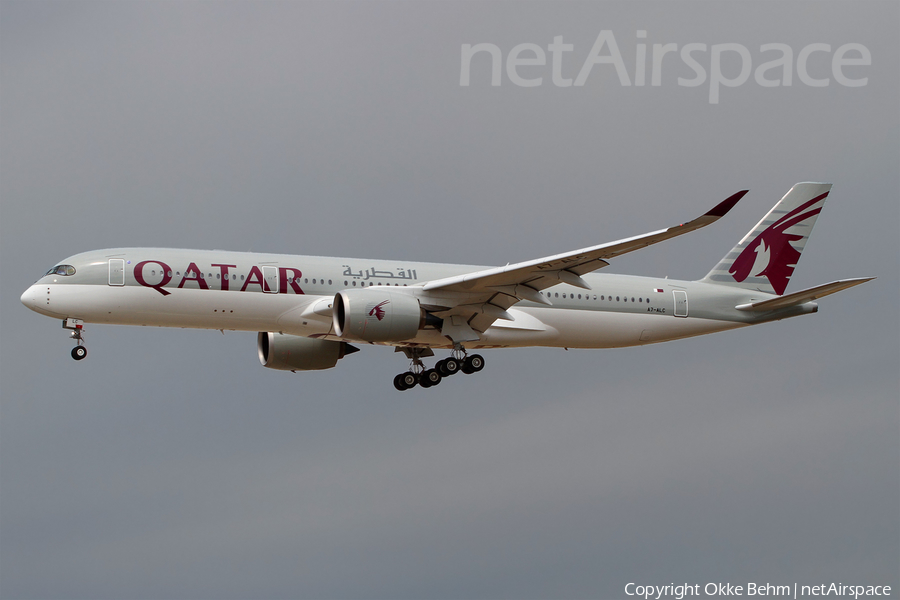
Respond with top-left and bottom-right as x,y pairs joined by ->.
420,190 -> 748,341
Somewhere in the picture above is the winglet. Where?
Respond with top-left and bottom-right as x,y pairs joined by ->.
705,190 -> 748,218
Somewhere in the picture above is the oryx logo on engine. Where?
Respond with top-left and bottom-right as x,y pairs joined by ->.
367,300 -> 389,321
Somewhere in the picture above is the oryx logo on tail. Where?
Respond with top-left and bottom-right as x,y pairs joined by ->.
700,182 -> 831,296
729,193 -> 826,295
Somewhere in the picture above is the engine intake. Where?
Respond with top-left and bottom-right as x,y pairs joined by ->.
258,332 -> 357,371
333,289 -> 425,342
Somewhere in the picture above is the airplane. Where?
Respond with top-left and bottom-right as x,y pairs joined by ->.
21,182 -> 873,391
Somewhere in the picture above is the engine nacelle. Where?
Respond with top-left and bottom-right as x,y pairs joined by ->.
333,288 -> 424,342
257,332 -> 357,371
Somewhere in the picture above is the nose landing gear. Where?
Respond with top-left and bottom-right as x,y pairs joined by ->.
63,318 -> 87,361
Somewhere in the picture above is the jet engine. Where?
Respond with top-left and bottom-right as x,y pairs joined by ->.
257,332 -> 358,371
333,288 -> 426,343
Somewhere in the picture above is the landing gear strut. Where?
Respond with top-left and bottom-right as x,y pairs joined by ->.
392,346 -> 484,391
63,318 -> 87,361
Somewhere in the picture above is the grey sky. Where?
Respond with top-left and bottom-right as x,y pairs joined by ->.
1,2 -> 897,599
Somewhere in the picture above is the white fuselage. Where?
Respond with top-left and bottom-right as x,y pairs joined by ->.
21,248 -> 806,351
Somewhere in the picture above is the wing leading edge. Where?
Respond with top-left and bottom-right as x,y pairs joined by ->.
420,190 -> 748,341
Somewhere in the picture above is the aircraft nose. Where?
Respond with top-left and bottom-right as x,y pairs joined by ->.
21,284 -> 42,312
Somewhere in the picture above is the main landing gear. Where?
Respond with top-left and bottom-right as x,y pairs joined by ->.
63,318 -> 87,361
392,347 -> 485,391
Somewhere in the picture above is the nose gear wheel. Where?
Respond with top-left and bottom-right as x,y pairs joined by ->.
63,319 -> 87,361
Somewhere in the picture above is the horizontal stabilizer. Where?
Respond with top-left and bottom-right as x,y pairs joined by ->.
735,277 -> 875,311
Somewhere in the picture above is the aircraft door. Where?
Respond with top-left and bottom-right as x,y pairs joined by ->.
262,266 -> 278,294
673,290 -> 688,317
109,259 -> 125,286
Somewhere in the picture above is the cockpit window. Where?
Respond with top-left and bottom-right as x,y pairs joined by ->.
45,265 -> 76,276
